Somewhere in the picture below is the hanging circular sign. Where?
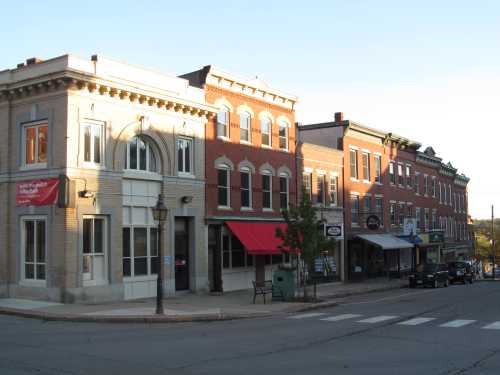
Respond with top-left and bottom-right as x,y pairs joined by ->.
366,215 -> 381,230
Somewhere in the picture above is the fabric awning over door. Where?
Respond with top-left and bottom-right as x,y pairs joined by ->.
356,234 -> 414,250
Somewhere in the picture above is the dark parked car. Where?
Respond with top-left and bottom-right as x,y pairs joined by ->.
409,263 -> 449,288
447,261 -> 473,284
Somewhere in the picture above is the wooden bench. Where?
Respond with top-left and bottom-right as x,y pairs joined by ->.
252,280 -> 276,304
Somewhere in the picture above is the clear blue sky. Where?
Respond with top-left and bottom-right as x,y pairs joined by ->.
2,0 -> 499,219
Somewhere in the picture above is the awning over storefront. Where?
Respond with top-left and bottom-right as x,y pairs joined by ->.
397,235 -> 423,245
225,221 -> 289,255
356,234 -> 414,250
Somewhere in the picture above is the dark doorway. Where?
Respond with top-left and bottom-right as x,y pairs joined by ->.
175,218 -> 190,291
208,224 -> 223,292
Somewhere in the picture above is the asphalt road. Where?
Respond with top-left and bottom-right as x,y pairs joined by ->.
1,282 -> 500,375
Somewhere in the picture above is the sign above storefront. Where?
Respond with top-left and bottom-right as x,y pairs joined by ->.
16,178 -> 60,206
429,231 -> 444,243
403,218 -> 417,236
326,224 -> 343,239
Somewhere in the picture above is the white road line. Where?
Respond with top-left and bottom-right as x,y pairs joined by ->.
288,313 -> 327,319
357,315 -> 398,323
398,317 -> 436,326
439,319 -> 476,328
320,314 -> 362,322
482,322 -> 500,330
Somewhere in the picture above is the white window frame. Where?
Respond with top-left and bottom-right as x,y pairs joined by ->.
389,161 -> 396,185
176,137 -> 194,176
217,106 -> 230,140
362,152 -> 370,182
406,164 -> 412,188
302,173 -> 312,201
278,121 -> 288,150
423,175 -> 429,196
82,121 -> 105,168
261,117 -> 272,148
350,149 -> 359,180
240,168 -> 252,210
239,111 -> 251,143
82,216 -> 108,286
217,165 -> 231,209
374,154 -> 382,183
125,136 -> 158,173
262,172 -> 273,211
21,121 -> 48,169
20,215 -> 47,286
122,225 -> 159,279
397,163 -> 404,186
279,173 -> 289,210
329,176 -> 338,207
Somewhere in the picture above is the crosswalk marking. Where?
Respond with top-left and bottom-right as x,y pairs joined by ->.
439,319 -> 476,328
320,314 -> 362,322
482,322 -> 500,330
357,315 -> 398,323
288,313 -> 327,319
398,317 -> 436,326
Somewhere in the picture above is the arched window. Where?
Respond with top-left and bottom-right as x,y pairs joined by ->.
217,106 -> 230,139
125,136 -> 158,172
260,117 -> 272,147
278,121 -> 288,150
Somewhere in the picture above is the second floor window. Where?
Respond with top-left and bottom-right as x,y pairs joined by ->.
415,174 -> 420,194
389,162 -> 396,184
362,152 -> 370,181
406,165 -> 412,188
176,138 -> 192,174
239,112 -> 251,142
424,208 -> 430,230
398,164 -> 404,185
217,168 -> 230,207
240,169 -> 251,208
279,175 -> 289,210
217,106 -> 229,138
351,195 -> 359,226
302,173 -> 312,201
390,203 -> 396,225
262,174 -> 272,209
317,175 -> 325,205
424,175 -> 429,195
415,207 -> 421,230
23,122 -> 48,167
83,123 -> 103,165
398,203 -> 405,226
374,155 -> 382,183
329,176 -> 338,206
432,178 -> 437,197
125,137 -> 157,172
375,197 -> 383,223
350,149 -> 358,179
278,121 -> 288,150
364,196 -> 372,214
261,117 -> 271,147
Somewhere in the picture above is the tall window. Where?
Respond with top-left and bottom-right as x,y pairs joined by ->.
415,173 -> 420,194
351,195 -> 359,226
217,167 -> 230,207
176,138 -> 192,175
390,203 -> 396,225
22,217 -> 46,282
364,196 -> 372,214
125,137 -> 157,172
23,122 -> 48,167
83,217 -> 107,284
83,123 -> 103,165
240,169 -> 251,208
217,106 -> 230,138
262,173 -> 272,210
374,155 -> 382,183
350,149 -> 358,179
398,203 -> 405,226
278,121 -> 288,150
362,152 -> 370,181
317,175 -> 325,205
389,162 -> 396,184
432,177 -> 437,197
416,207 -> 421,230
398,164 -> 404,185
122,227 -> 158,277
239,111 -> 251,142
375,197 -> 383,223
423,175 -> 429,195
406,165 -> 412,188
424,208 -> 430,231
329,176 -> 338,206
439,182 -> 442,203
279,175 -> 289,210
432,210 -> 437,230
448,185 -> 452,205
302,173 -> 312,201
261,117 -> 271,147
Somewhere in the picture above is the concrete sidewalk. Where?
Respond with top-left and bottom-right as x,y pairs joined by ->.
0,278 -> 407,323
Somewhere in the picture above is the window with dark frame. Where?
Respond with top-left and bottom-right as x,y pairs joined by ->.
24,122 -> 48,166
176,138 -> 192,174
262,174 -> 272,209
217,168 -> 230,207
240,170 -> 251,208
279,176 -> 289,210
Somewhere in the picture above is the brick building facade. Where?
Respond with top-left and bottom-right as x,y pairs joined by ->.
299,113 -> 471,280
181,66 -> 297,291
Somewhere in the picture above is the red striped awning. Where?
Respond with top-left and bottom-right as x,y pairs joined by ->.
225,221 -> 289,255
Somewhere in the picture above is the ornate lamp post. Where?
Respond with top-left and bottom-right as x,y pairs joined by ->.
152,193 -> 168,315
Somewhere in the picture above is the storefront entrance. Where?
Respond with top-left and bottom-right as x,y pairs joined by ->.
208,225 -> 223,292
175,218 -> 190,291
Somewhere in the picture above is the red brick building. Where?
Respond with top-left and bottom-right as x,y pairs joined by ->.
299,113 -> 471,280
181,66 -> 297,291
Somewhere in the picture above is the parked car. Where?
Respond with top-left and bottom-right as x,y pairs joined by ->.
409,263 -> 449,288
484,267 -> 500,279
447,261 -> 474,284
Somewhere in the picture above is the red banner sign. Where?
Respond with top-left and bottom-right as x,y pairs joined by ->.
16,178 -> 59,206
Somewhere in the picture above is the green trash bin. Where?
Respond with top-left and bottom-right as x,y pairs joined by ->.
273,269 -> 296,301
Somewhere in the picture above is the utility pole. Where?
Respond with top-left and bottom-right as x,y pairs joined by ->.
492,205 -> 495,280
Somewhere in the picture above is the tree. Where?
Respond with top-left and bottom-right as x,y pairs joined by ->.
276,191 -> 337,300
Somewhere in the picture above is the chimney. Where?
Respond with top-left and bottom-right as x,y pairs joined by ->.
334,112 -> 344,122
26,57 -> 43,66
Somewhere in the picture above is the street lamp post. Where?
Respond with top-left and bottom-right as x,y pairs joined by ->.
152,194 -> 168,315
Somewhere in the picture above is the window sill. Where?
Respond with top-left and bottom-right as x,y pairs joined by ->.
177,172 -> 195,179
123,170 -> 162,181
350,178 -> 359,182
362,180 -> 371,184
240,207 -> 254,212
263,208 -> 274,212
217,136 -> 231,142
20,163 -> 47,171
261,144 -> 272,149
217,206 -> 233,211
19,279 -> 46,287
239,140 -> 252,146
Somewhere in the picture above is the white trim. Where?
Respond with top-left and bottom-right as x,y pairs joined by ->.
304,167 -> 314,173
349,146 -> 360,151
361,148 -> 371,153
20,215 -> 47,286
